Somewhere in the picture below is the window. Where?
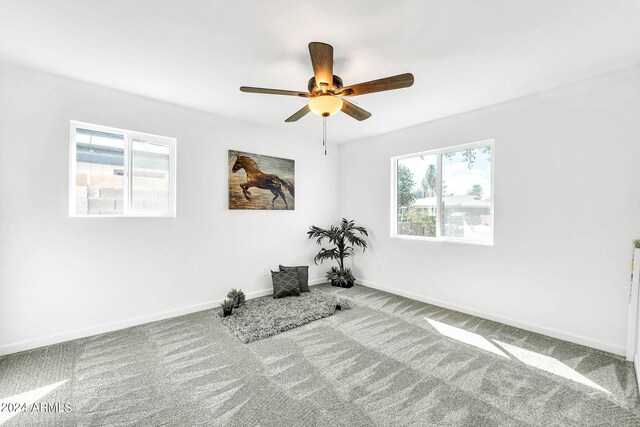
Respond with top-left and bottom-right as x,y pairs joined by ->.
391,140 -> 493,244
70,121 -> 176,217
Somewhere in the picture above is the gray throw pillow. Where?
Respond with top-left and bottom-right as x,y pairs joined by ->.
279,265 -> 310,292
271,269 -> 301,298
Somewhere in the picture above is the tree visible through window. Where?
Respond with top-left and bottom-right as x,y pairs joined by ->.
392,141 -> 493,244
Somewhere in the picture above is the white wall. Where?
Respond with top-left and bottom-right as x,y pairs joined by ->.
0,62 -> 340,354
2,62 -> 639,357
339,67 -> 640,355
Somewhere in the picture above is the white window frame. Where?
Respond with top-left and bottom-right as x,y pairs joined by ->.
69,121 -> 177,217
390,139 -> 494,246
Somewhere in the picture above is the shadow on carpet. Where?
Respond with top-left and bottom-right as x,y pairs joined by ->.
220,289 -> 351,343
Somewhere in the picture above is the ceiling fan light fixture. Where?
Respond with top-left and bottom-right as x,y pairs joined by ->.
308,95 -> 343,117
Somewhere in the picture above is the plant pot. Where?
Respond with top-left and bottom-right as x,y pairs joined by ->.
331,278 -> 354,288
222,307 -> 233,317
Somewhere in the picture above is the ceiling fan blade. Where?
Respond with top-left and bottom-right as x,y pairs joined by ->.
308,42 -> 334,88
339,73 -> 414,96
341,99 -> 372,121
240,86 -> 309,97
285,105 -> 311,122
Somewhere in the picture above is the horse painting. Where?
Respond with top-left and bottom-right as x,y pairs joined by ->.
229,151 -> 295,210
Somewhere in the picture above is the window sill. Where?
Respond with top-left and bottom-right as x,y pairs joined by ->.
391,234 -> 493,246
69,213 -> 176,218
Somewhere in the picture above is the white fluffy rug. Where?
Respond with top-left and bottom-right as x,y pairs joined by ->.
220,289 -> 351,343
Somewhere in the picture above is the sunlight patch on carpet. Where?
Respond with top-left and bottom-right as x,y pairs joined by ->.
0,380 -> 68,424
425,317 -> 510,358
494,340 -> 610,394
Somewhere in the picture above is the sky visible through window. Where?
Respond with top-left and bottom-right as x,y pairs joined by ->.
400,148 -> 491,198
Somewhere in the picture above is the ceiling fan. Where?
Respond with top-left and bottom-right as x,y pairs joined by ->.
240,42 -> 414,153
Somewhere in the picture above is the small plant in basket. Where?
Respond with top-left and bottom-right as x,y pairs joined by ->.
220,298 -> 234,317
227,288 -> 246,308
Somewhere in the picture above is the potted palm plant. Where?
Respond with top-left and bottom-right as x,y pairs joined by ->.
307,218 -> 368,288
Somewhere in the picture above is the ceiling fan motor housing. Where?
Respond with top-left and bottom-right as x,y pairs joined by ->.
308,75 -> 343,95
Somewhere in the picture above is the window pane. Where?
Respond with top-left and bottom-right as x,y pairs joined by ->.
441,146 -> 492,242
397,154 -> 437,237
131,139 -> 170,214
75,128 -> 125,215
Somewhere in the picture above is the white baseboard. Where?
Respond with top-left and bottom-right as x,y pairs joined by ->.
0,279 -> 327,356
635,354 -> 640,391
358,279 -> 626,356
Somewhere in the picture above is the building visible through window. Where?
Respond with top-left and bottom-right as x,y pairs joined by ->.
392,141 -> 493,244
70,122 -> 176,217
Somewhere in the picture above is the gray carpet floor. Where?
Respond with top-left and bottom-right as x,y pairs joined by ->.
1,284 -> 639,426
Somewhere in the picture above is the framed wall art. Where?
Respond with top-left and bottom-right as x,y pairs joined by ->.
228,150 -> 295,210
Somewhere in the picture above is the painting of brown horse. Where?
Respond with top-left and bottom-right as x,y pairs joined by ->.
229,150 -> 295,210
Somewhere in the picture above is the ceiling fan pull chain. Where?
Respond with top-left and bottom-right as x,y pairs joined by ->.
323,115 -> 327,156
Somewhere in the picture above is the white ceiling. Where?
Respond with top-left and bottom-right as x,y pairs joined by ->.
1,1 -> 639,143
